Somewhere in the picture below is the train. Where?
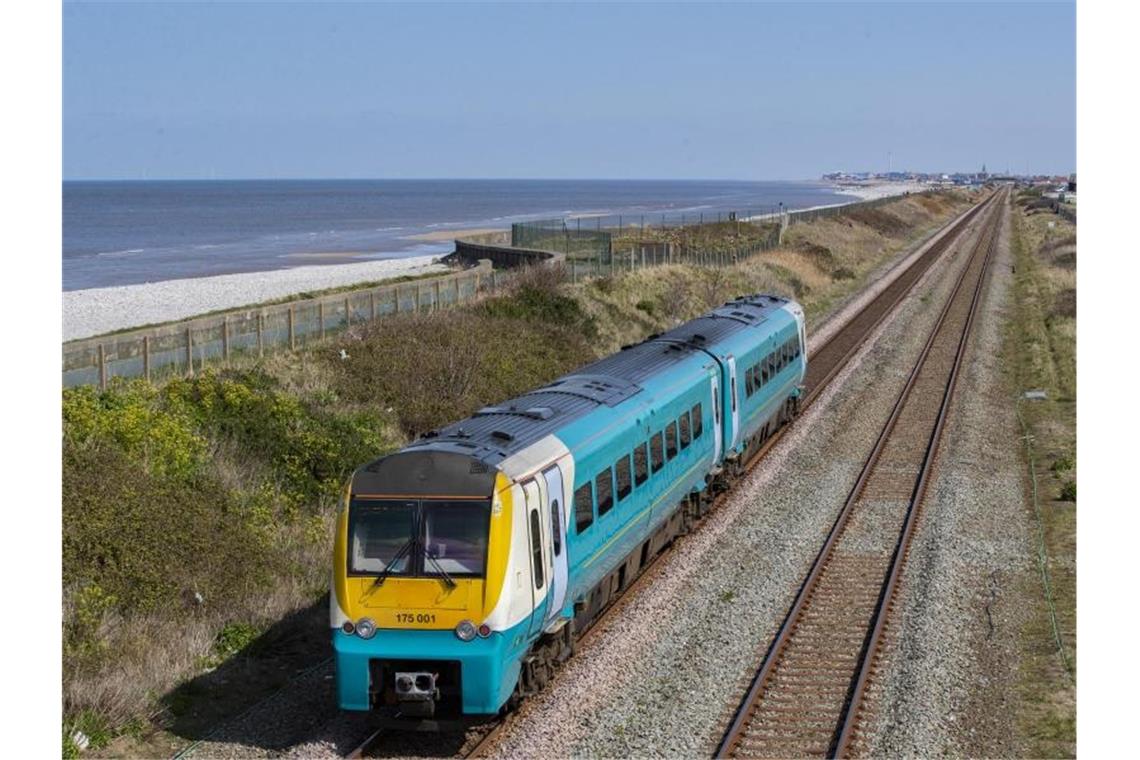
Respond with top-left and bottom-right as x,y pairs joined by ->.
330,292 -> 807,720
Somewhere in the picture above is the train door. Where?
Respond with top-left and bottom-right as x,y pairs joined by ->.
541,465 -> 568,628
710,373 -> 723,464
522,478 -> 551,639
726,355 -> 741,451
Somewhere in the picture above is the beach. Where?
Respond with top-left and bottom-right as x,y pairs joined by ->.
64,255 -> 447,341
830,180 -> 930,201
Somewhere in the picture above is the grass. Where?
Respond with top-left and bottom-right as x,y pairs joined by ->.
1005,195 -> 1076,758
63,189 -> 976,755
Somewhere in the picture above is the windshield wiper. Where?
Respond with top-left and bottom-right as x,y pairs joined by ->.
362,537 -> 416,598
424,550 -> 457,589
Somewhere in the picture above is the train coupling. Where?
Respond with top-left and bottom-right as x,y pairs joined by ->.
394,671 -> 440,718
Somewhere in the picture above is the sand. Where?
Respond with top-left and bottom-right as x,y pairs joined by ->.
406,227 -> 505,242
64,255 -> 448,342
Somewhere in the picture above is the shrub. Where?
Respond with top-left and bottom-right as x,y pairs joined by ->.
62,444 -> 272,623
63,382 -> 207,481
831,266 -> 857,281
162,369 -> 392,508
326,309 -> 596,437
1059,480 -> 1076,502
635,299 -> 657,315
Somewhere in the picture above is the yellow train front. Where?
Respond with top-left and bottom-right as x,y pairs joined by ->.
331,449 -> 532,718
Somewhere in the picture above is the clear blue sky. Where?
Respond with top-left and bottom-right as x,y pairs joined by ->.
63,1 -> 1075,180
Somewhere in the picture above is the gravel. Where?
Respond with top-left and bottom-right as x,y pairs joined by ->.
860,197 -> 1033,758
63,255 -> 447,341
483,202 -> 984,759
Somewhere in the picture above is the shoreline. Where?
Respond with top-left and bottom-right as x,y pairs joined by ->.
64,255 -> 448,342
62,185 -> 925,343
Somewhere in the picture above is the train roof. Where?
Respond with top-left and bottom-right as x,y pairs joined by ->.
382,293 -> 795,468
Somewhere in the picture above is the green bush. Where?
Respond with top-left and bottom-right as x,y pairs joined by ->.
162,369 -> 393,508
1059,480 -> 1076,501
63,382 -> 207,481
326,308 -> 596,437
480,284 -> 596,337
62,444 -> 272,622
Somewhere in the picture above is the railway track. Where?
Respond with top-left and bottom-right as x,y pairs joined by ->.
714,188 -> 1006,759
343,191 -> 997,760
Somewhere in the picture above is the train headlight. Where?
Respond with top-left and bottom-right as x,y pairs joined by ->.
455,619 -> 477,642
341,621 -> 355,635
355,617 -> 377,639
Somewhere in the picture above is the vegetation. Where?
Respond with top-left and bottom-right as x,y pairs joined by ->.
1006,192 -> 1076,757
63,190 -> 974,754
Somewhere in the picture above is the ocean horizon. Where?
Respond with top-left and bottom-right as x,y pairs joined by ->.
63,178 -> 857,291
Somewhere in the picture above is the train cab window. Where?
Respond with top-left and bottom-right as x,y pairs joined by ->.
529,509 -> 544,590
730,377 -> 737,412
633,443 -> 649,485
665,422 -> 678,460
574,483 -> 594,533
679,411 -> 691,448
794,336 -> 801,358
596,468 -> 614,516
691,403 -> 703,438
650,433 -> 664,473
615,455 -> 632,501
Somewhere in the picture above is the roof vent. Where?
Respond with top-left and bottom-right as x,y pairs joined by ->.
490,430 -> 515,442
522,407 -> 555,420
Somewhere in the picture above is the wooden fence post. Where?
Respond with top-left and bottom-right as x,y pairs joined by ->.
319,301 -> 326,340
370,291 -> 377,320
98,344 -> 107,390
257,313 -> 264,356
288,306 -> 295,350
434,280 -> 441,310
186,327 -> 193,375
222,317 -> 230,360
143,336 -> 150,382
395,287 -> 402,313
345,296 -> 351,328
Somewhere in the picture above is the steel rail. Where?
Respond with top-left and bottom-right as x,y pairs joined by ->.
713,189 -> 1005,759
832,189 -> 1005,757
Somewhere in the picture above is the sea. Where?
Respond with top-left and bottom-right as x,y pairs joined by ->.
63,179 -> 857,291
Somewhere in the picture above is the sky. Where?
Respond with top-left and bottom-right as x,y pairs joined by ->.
63,1 -> 1076,181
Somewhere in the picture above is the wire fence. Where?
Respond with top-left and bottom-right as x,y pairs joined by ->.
511,218 -> 613,258
63,261 -> 496,389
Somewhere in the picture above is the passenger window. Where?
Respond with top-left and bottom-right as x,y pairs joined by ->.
761,357 -> 770,383
633,443 -> 649,485
551,499 -> 562,556
650,433 -> 664,473
679,412 -> 691,448
666,422 -> 678,460
596,468 -> 614,516
745,366 -> 754,397
574,483 -> 593,533
530,509 -> 544,589
615,456 -> 632,501
691,404 -> 703,438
